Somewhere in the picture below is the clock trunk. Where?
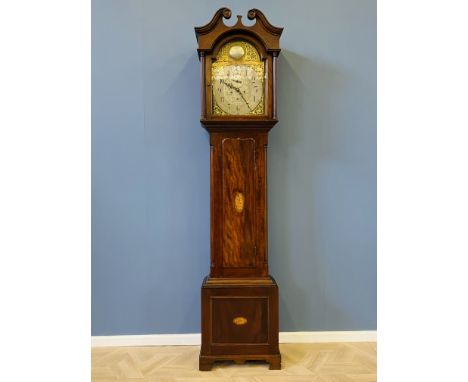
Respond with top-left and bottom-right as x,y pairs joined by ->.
210,131 -> 268,278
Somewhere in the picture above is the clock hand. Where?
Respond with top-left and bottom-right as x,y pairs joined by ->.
220,79 -> 251,109
235,87 -> 251,110
220,78 -> 240,91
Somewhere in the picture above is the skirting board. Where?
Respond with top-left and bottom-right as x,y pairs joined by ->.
91,331 -> 376,347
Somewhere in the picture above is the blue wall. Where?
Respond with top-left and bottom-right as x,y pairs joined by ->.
92,0 -> 376,335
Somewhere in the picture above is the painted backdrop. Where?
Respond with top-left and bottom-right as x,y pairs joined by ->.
92,0 -> 376,335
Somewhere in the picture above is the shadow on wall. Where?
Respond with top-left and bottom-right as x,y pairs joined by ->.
269,50 -> 349,331
142,51 -> 210,334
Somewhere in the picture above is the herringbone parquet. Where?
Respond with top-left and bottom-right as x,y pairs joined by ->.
92,342 -> 376,382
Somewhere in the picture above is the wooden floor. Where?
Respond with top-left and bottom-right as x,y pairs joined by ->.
92,342 -> 376,382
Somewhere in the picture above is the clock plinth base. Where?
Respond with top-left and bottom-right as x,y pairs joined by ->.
199,276 -> 281,371
199,354 -> 281,371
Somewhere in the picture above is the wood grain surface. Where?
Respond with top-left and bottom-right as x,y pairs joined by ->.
222,138 -> 256,269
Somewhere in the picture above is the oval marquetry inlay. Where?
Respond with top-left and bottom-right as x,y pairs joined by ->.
234,192 -> 244,213
232,316 -> 248,325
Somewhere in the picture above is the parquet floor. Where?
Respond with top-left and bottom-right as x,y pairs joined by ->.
91,342 -> 377,382
92,342 -> 376,382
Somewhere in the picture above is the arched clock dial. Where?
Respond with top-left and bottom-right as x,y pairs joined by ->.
211,40 -> 265,116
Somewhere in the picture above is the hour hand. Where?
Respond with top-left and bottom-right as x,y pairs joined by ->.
221,78 -> 240,89
233,86 -> 251,109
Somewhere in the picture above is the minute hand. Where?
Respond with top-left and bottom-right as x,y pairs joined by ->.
220,80 -> 251,109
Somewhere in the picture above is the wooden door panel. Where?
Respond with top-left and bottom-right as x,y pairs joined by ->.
211,296 -> 268,344
221,138 -> 256,268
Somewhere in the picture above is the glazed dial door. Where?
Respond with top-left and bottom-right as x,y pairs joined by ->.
211,40 -> 265,116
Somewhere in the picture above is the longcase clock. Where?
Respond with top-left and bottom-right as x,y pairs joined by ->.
195,8 -> 283,371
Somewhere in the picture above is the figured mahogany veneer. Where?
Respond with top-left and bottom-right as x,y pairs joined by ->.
210,131 -> 269,278
195,8 -> 283,371
221,137 -> 256,269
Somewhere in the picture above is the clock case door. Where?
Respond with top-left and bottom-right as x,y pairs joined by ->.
209,129 -> 268,278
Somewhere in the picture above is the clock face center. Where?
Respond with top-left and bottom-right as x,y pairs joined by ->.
229,45 -> 245,60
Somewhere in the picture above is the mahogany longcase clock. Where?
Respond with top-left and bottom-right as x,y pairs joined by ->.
195,8 -> 283,371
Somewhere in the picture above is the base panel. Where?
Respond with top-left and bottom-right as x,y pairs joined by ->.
200,275 -> 281,371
